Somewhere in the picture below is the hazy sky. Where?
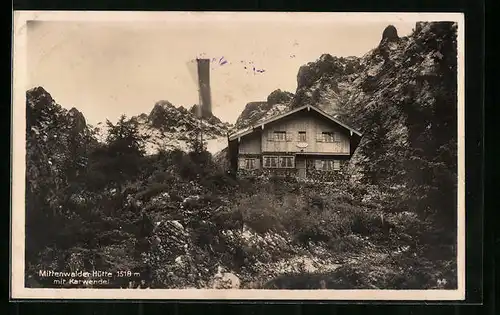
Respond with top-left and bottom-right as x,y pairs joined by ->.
27,14 -> 415,125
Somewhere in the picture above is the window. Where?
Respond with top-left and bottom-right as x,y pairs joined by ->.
323,160 -> 331,171
319,132 -> 340,142
269,131 -> 292,142
263,155 -> 294,168
279,156 -> 294,168
245,158 -> 256,170
264,156 -> 278,168
274,131 -> 286,141
323,132 -> 334,142
334,160 -> 340,170
239,158 -> 257,170
264,157 -> 270,167
315,159 -> 341,171
298,131 -> 306,142
270,156 -> 278,167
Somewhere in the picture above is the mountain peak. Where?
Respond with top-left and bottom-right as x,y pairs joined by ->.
153,100 -> 175,109
67,107 -> 87,132
27,86 -> 50,95
380,25 -> 399,43
26,86 -> 54,108
266,89 -> 294,106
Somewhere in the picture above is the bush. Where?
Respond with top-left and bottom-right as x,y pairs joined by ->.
232,193 -> 307,234
200,171 -> 238,192
150,171 -> 177,185
211,208 -> 244,231
236,195 -> 285,233
178,157 -> 203,180
229,187 -> 400,248
327,234 -> 365,253
309,194 -> 325,211
191,220 -> 218,249
136,182 -> 171,201
169,191 -> 183,202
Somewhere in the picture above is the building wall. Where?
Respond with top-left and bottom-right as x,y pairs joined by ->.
238,132 -> 262,154
233,110 -> 356,183
236,154 -> 350,183
260,113 -> 350,154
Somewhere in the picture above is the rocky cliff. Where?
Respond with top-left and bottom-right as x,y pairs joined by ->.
234,22 -> 456,132
134,100 -> 231,155
234,89 -> 294,130
26,87 -> 97,196
232,22 -> 457,179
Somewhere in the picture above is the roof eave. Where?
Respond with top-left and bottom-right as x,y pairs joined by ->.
228,105 -> 363,140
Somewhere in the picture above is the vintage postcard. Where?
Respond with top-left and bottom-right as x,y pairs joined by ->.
11,11 -> 465,300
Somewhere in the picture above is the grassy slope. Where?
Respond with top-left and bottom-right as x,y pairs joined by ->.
136,167 -> 457,290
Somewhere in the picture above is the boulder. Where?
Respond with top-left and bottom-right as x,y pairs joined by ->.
210,266 -> 241,289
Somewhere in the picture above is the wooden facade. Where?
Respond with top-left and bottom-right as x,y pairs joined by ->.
260,114 -> 350,154
228,105 -> 362,181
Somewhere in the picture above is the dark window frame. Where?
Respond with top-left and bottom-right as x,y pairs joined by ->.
316,159 -> 341,171
320,131 -> 341,143
263,155 -> 295,169
245,158 -> 256,170
273,131 -> 286,142
298,131 -> 307,142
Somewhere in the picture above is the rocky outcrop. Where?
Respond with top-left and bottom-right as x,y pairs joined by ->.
67,107 -> 87,134
291,54 -> 362,115
380,24 -> 399,44
234,90 -> 294,130
267,89 -> 294,106
233,22 -> 456,134
135,100 -> 231,155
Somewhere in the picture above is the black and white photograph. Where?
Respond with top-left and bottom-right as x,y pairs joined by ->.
11,11 -> 465,300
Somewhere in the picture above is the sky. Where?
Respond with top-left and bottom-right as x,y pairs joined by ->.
27,13 -> 415,125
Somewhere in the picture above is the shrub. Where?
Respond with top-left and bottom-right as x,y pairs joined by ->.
232,193 -> 308,234
191,221 -> 218,250
178,157 -> 203,180
309,194 -> 325,211
237,196 -> 284,233
169,191 -> 183,202
136,182 -> 171,201
348,208 -> 393,237
327,234 -> 365,253
211,208 -> 244,231
200,171 -> 238,192
150,171 -> 177,185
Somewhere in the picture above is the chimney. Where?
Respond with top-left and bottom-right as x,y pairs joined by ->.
196,58 -> 212,118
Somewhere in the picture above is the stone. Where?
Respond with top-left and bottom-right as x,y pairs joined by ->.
381,25 -> 399,42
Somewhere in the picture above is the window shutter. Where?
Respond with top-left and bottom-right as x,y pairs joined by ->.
263,156 -> 269,168
298,132 -> 306,142
286,132 -> 293,142
334,160 -> 341,170
238,158 -> 246,170
316,133 -> 323,142
270,157 -> 277,168
254,158 -> 261,169
315,160 -> 322,170
267,130 -> 274,141
334,132 -> 341,142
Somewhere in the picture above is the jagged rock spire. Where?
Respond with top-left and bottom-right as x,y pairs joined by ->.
380,25 -> 399,43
